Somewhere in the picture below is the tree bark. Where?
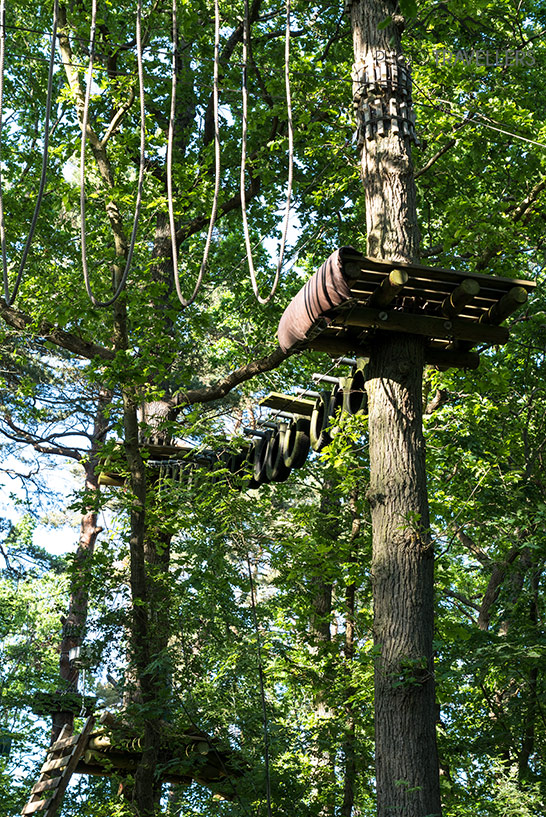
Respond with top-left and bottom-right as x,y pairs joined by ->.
309,481 -> 338,817
52,388 -> 111,742
341,489 -> 361,817
350,2 -> 442,815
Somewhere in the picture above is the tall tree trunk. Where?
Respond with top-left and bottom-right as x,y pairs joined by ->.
341,489 -> 361,817
309,481 -> 338,817
350,2 -> 442,815
52,388 -> 111,742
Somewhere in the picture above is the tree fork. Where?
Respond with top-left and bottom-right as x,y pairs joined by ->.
350,1 -> 442,815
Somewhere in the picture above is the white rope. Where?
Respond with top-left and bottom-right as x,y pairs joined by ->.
168,0 -> 221,307
80,0 -> 146,307
240,0 -> 293,305
0,0 -> 58,306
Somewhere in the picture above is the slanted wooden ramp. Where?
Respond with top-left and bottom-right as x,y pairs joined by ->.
21,717 -> 95,817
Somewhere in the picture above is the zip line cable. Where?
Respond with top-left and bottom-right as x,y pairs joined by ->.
80,0 -> 146,308
167,0 -> 220,308
240,0 -> 293,305
0,0 -> 58,306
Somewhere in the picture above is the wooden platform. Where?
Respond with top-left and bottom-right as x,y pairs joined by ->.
22,714 -> 244,814
308,254 -> 535,369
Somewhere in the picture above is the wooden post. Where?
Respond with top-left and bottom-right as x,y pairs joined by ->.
481,285 -> 528,325
441,278 -> 480,318
368,268 -> 409,307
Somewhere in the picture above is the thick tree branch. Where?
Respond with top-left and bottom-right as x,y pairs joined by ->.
443,589 -> 480,612
171,345 -> 291,408
0,299 -> 114,361
477,545 -> 520,631
100,87 -> 136,148
476,175 -> 546,269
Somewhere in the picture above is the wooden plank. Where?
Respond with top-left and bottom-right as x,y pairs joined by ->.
49,735 -> 79,753
30,779 -> 61,796
22,800 -> 52,815
332,305 -> 509,345
73,762 -> 114,777
258,393 -> 315,416
98,472 -> 125,487
351,274 -> 518,305
40,757 -> 70,774
143,443 -> 194,458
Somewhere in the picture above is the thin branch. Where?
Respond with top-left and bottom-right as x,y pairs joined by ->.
1,417 -> 82,460
177,176 -> 261,244
100,87 -> 136,147
415,121 -> 468,179
444,588 -> 480,612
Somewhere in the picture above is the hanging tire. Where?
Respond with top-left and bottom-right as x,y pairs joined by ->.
230,446 -> 249,476
310,392 -> 334,451
239,441 -> 261,489
265,425 -> 292,482
282,417 -> 311,469
250,436 -> 270,486
342,367 -> 367,415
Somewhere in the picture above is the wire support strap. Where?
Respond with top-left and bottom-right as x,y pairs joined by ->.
80,0 -> 146,308
0,0 -> 58,306
240,0 -> 293,305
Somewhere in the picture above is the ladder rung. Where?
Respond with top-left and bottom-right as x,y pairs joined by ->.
49,735 -> 79,753
40,755 -> 71,773
22,798 -> 52,815
30,778 -> 61,795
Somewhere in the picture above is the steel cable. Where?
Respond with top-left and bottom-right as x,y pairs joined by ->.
0,0 -> 58,306
80,0 -> 146,308
168,0 -> 220,308
240,0 -> 293,305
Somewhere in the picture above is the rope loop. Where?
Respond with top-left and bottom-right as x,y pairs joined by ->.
240,0 -> 293,305
168,0 -> 221,308
0,0 -> 58,306
80,0 -> 146,308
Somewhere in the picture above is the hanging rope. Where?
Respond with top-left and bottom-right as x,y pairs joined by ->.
240,0 -> 293,305
80,0 -> 146,308
167,0 -> 221,307
0,0 -> 58,306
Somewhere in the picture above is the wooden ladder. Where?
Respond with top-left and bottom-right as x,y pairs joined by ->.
21,717 -> 95,817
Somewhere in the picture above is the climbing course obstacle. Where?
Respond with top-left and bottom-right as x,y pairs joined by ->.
277,246 -> 535,370
97,247 -> 535,491
21,713 -> 244,816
